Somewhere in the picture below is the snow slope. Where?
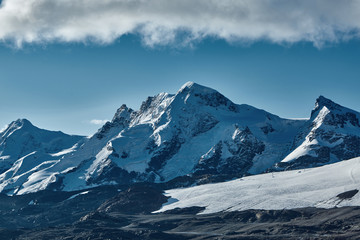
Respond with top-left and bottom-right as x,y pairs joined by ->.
157,157 -> 360,214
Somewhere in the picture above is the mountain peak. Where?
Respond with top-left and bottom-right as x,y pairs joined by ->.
182,81 -> 195,87
177,82 -> 217,95
178,81 -> 195,91
4,118 -> 34,133
307,95 -> 360,131
112,104 -> 133,122
311,96 -> 342,118
14,118 -> 32,126
315,96 -> 338,109
176,82 -> 237,111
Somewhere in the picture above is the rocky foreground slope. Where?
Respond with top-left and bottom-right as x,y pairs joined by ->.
0,182 -> 359,239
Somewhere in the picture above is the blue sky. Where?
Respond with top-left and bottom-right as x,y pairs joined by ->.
1,1 -> 360,135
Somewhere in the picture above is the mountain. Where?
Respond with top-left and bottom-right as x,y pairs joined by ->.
277,96 -> 360,169
0,119 -> 84,195
1,82 -> 360,195
52,82 -> 304,192
0,118 -> 83,173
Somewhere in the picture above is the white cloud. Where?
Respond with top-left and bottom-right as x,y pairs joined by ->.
0,0 -> 360,48
0,124 -> 8,133
90,119 -> 109,125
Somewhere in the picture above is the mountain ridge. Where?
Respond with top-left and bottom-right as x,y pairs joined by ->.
1,82 -> 359,195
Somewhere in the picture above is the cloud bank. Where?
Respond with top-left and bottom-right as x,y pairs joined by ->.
0,0 -> 360,48
0,124 -> 8,133
90,119 -> 109,125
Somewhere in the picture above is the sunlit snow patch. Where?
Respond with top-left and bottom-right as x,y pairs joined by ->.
66,191 -> 90,200
155,157 -> 360,214
50,144 -> 78,157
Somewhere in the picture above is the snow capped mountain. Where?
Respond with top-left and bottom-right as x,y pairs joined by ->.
0,119 -> 84,194
156,156 -> 360,214
57,82 -> 304,191
1,83 -> 360,195
278,95 -> 360,169
0,119 -> 83,173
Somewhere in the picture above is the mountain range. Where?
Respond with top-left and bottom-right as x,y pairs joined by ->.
1,82 -> 360,195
